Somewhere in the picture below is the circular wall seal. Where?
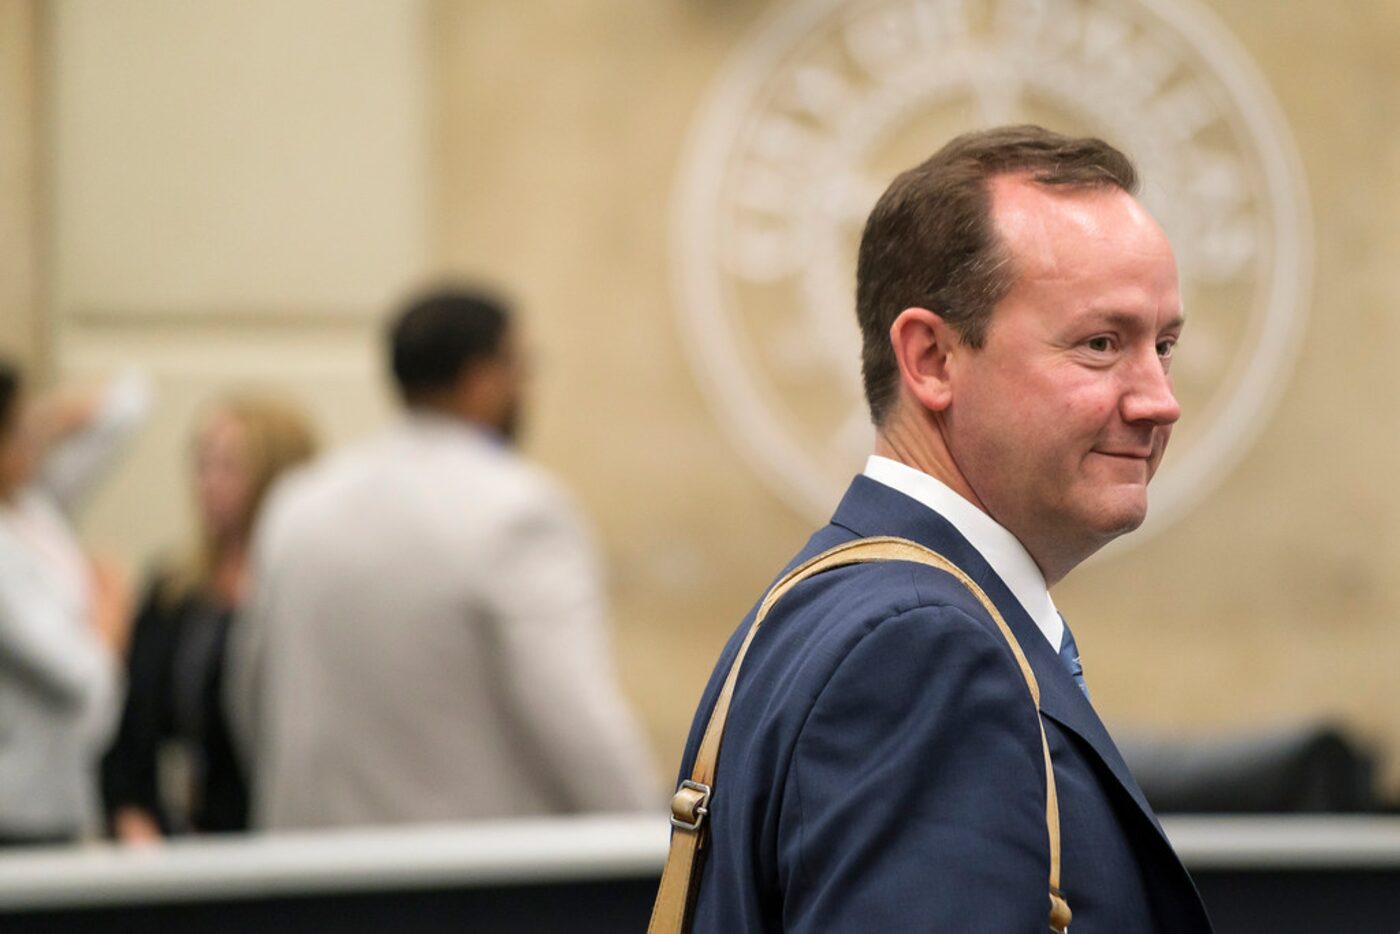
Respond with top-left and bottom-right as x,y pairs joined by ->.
672,0 -> 1312,547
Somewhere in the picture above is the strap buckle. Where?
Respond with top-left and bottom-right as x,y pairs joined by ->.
669,780 -> 711,831
1049,886 -> 1071,933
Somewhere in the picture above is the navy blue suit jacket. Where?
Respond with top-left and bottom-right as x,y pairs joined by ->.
677,477 -> 1212,932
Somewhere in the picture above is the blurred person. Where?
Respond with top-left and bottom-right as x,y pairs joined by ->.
654,127 -> 1211,932
0,362 -> 149,846
226,287 -> 659,829
101,396 -> 316,842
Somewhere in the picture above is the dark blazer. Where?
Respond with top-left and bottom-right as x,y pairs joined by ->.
101,573 -> 249,835
676,476 -> 1212,932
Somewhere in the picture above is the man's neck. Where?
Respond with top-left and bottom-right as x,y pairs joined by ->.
873,406 -> 1083,586
873,406 -> 987,514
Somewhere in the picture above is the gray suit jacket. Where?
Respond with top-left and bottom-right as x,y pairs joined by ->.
227,414 -> 659,829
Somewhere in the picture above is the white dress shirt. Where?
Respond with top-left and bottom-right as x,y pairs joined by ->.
863,455 -> 1063,651
0,371 -> 148,835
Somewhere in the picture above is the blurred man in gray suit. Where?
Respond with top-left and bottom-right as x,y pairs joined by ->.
227,288 -> 659,829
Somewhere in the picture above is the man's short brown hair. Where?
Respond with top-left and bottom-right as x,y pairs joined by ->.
855,125 -> 1139,424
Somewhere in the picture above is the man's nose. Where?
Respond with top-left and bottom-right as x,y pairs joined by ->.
1121,351 -> 1181,426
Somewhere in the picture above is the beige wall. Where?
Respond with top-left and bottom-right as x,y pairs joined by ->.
43,0 -> 429,563
0,0 -> 41,369
13,0 -> 1400,793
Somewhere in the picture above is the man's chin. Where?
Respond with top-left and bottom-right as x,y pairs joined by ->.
1084,492 -> 1149,539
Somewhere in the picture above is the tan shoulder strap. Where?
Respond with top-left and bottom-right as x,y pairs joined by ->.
647,536 -> 1072,934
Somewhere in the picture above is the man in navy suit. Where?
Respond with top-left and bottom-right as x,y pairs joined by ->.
670,127 -> 1214,931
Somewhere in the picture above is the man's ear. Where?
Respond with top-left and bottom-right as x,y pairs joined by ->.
889,307 -> 959,413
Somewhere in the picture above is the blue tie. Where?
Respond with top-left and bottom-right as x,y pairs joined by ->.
1058,620 -> 1089,699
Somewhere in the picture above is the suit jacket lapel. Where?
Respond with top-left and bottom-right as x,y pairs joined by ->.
829,476 -> 1170,843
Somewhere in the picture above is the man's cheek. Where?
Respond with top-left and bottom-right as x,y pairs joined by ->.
1147,426 -> 1174,476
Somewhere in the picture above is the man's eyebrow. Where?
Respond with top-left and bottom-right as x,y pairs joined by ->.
1079,309 -> 1186,332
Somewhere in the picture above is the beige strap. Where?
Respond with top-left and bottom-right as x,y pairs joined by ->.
648,536 -> 1072,933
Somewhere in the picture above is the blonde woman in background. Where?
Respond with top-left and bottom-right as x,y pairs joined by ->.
102,395 -> 316,841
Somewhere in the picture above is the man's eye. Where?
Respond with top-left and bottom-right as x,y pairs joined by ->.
1086,337 -> 1113,353
1156,339 -> 1176,359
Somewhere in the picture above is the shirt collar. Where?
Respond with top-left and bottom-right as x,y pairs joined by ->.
862,455 -> 1063,650
398,410 -> 506,447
